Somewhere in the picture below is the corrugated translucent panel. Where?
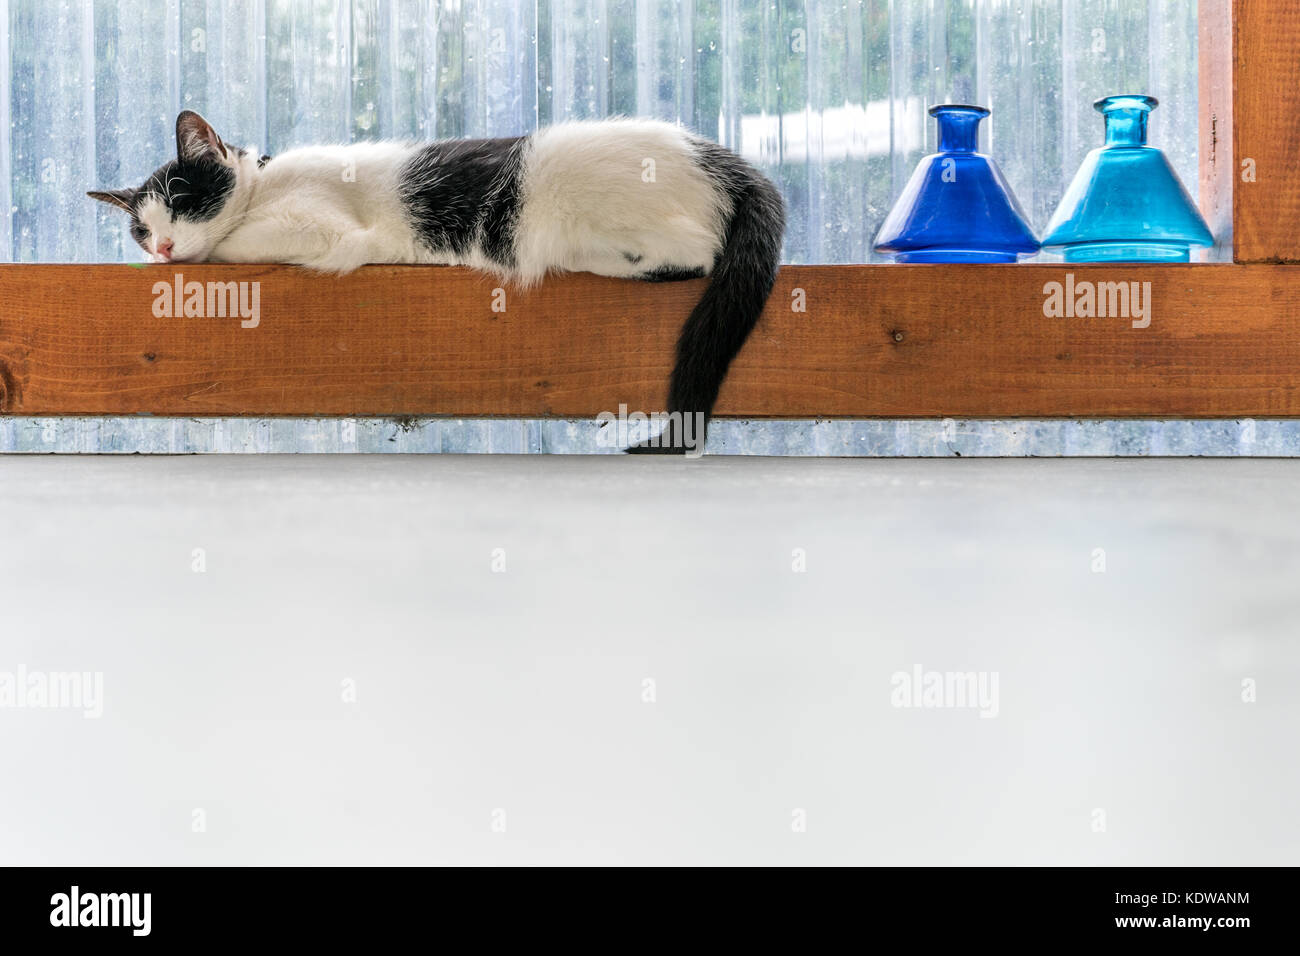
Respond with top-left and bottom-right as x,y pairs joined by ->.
549,0 -> 611,121
460,0 -> 538,136
187,1 -> 269,150
5,0 -> 1203,263
265,0 -> 352,147
979,0 -> 1063,232
11,1 -> 97,261
0,0 -> 10,263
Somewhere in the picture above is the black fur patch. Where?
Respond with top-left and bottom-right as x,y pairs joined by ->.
137,157 -> 237,223
397,136 -> 527,268
675,140 -> 785,413
641,265 -> 707,282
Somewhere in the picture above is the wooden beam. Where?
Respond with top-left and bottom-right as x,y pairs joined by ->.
2,264 -> 1299,418
1232,0 -> 1300,262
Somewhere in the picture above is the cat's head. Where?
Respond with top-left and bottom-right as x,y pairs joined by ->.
88,111 -> 261,263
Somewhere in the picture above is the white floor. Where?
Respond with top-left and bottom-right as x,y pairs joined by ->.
0,456 -> 1296,865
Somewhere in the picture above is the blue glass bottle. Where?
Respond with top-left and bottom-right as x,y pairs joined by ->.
1041,94 -> 1213,262
874,105 -> 1039,263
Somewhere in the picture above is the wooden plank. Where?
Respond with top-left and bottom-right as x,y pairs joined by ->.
1199,0 -> 1233,259
1,263 -> 1299,418
1232,0 -> 1300,262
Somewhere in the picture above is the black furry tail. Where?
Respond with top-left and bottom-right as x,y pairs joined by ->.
627,142 -> 785,455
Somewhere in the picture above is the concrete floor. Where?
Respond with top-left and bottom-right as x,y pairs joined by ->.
0,456 -> 1296,865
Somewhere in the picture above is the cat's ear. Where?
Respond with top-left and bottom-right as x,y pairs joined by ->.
176,110 -> 228,163
87,189 -> 135,213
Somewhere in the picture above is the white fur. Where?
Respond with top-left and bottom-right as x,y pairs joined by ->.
178,120 -> 730,278
513,120 -> 729,284
208,142 -> 435,272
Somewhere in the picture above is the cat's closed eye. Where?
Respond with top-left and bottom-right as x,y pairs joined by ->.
128,221 -> 151,250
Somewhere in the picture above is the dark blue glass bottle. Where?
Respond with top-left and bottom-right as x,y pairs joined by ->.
874,105 -> 1039,263
1041,95 -> 1213,262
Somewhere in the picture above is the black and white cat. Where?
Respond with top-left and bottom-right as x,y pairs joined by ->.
90,111 -> 785,452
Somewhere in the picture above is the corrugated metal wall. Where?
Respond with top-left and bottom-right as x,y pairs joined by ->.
4,0 -> 1199,265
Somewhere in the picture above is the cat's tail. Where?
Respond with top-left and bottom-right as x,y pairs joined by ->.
628,142 -> 785,455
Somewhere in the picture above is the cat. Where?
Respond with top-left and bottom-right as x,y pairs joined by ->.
90,111 -> 785,453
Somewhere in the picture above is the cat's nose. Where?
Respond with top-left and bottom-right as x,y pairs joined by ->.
156,239 -> 174,260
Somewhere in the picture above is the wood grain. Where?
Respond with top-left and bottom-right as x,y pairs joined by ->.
1,263 -> 1299,418
1232,0 -> 1300,262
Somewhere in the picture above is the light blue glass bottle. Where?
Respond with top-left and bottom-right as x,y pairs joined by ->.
873,105 -> 1039,263
1041,94 -> 1213,262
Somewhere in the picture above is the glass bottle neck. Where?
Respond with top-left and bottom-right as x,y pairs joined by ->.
936,111 -> 982,152
1103,107 -> 1150,147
